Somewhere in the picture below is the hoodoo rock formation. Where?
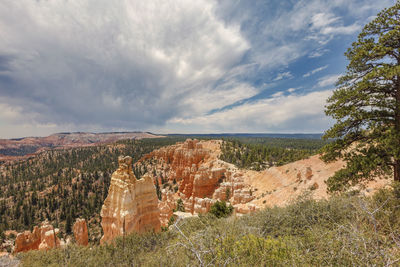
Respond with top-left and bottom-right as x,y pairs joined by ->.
14,228 -> 41,253
100,156 -> 161,244
73,218 -> 88,246
14,221 -> 60,253
136,139 -> 389,226
136,139 -> 258,226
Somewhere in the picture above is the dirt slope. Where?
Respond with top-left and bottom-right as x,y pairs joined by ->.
243,154 -> 389,207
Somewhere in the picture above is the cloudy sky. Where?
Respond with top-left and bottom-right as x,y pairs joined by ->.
0,0 -> 395,138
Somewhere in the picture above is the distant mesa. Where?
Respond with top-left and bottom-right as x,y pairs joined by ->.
0,131 -> 164,162
166,133 -> 323,139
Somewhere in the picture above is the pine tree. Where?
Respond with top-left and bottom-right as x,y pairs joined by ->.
65,212 -> 72,234
322,2 -> 400,191
155,179 -> 161,200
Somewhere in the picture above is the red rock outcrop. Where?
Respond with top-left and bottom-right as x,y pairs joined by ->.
14,228 -> 41,253
100,156 -> 161,244
136,139 -> 390,225
136,139 -> 257,225
139,139 -> 215,199
234,203 -> 260,214
38,225 -> 60,251
14,221 -> 60,253
73,218 -> 88,246
158,189 -> 177,226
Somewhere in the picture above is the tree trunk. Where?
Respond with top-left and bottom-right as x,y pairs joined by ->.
396,78 -> 400,182
395,160 -> 400,182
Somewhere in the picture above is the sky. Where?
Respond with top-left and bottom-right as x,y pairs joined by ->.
0,0 -> 396,138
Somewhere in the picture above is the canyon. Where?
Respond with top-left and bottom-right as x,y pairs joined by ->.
136,139 -> 388,227
6,138 -> 389,252
136,139 -> 259,225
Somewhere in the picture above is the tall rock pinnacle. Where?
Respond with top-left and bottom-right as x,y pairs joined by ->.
100,156 -> 161,244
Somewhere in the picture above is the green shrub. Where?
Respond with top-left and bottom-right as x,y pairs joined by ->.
216,234 -> 292,265
174,198 -> 185,212
209,200 -> 233,218
18,187 -> 400,266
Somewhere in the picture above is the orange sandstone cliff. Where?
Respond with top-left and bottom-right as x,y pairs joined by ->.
136,139 -> 389,226
136,139 -> 258,226
100,156 -> 161,244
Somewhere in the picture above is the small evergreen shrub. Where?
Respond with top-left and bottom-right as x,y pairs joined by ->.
174,199 -> 185,212
209,200 -> 233,218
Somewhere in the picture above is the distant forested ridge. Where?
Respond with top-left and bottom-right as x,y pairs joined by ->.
219,137 -> 329,170
168,133 -> 323,139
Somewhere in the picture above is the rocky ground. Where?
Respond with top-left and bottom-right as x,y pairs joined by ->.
0,253 -> 19,267
243,154 -> 389,207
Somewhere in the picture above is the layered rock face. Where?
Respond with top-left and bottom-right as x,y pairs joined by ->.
158,190 -> 176,226
73,218 -> 88,246
100,156 -> 161,244
136,139 -> 388,227
14,221 -> 60,253
140,139 -> 215,199
136,139 -> 257,225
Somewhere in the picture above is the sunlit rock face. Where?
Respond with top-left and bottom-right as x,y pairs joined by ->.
14,227 -> 41,253
136,139 -> 257,226
135,139 -> 389,227
73,218 -> 88,246
100,156 -> 161,244
14,221 -> 60,253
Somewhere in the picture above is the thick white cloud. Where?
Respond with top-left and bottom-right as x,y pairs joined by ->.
163,90 -> 334,133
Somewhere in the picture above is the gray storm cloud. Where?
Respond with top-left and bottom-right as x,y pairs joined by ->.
0,0 -> 249,132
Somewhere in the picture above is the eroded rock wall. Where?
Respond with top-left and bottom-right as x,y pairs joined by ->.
136,139 -> 257,225
14,221 -> 60,253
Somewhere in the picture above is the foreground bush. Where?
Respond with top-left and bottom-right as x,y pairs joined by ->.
18,187 -> 400,266
209,200 -> 233,218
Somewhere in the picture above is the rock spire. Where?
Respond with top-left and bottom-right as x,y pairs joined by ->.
100,156 -> 161,244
